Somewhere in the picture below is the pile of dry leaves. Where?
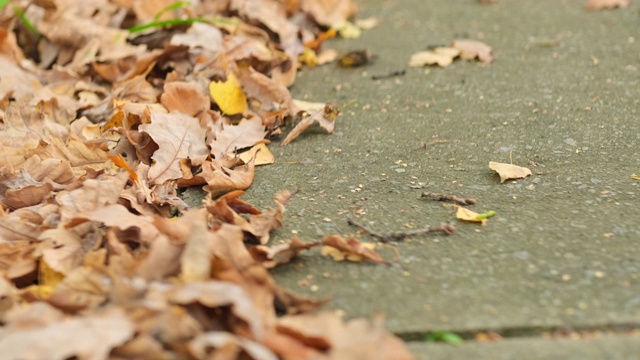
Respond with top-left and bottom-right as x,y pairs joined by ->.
0,0 -> 412,359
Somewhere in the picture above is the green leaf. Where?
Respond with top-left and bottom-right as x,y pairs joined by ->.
0,0 -> 10,8
425,331 -> 463,345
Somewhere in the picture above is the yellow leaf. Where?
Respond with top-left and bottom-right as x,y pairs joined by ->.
455,206 -> 487,225
234,142 -> 275,166
209,73 -> 247,115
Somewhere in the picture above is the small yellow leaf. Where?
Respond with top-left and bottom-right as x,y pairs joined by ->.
209,73 -> 247,115
233,142 -> 275,166
456,206 -> 487,225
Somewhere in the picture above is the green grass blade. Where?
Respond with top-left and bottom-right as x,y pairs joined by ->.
128,17 -> 206,34
154,1 -> 191,21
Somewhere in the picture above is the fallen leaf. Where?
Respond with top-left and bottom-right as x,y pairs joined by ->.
235,142 -> 275,166
209,117 -> 267,159
452,39 -> 494,63
281,103 -> 339,145
455,206 -> 487,226
489,161 -> 532,183
250,237 -> 320,268
409,47 -> 460,67
321,235 -> 386,263
209,73 -> 248,115
160,81 -> 210,117
0,307 -> 134,360
139,111 -> 210,184
584,0 -> 629,9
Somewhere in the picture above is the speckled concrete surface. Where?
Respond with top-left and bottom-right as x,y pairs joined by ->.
186,0 -> 640,355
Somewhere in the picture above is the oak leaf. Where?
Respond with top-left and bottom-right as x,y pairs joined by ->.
160,81 -> 210,117
209,117 -> 267,159
139,111 -> 209,184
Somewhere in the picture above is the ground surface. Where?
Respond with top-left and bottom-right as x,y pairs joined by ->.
192,0 -> 640,357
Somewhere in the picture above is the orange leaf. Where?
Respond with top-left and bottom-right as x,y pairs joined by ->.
107,154 -> 138,181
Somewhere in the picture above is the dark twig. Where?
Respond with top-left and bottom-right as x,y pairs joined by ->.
371,69 -> 406,80
347,218 -> 456,242
421,192 -> 477,206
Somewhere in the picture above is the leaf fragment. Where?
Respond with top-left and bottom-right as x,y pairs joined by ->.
489,161 -> 532,183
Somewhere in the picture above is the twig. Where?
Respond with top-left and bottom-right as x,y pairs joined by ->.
347,218 -> 456,242
421,192 -> 476,206
371,70 -> 406,80
415,139 -> 448,150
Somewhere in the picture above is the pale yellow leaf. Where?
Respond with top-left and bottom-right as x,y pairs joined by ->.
489,161 -> 532,183
235,143 -> 274,166
455,206 -> 487,226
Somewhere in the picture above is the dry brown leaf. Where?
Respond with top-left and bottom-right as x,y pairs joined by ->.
0,307 -> 134,360
584,0 -> 629,9
452,39 -> 494,63
189,332 -> 278,360
489,161 -> 532,183
276,313 -> 414,359
281,103 -> 339,145
160,81 -> 210,117
203,158 -> 256,198
300,0 -> 358,26
209,117 -> 267,159
321,235 -> 386,264
245,190 -> 296,244
139,111 -> 209,184
250,237 -> 320,268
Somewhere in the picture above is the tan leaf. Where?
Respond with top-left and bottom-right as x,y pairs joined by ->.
275,313 -> 413,359
160,81 -> 210,117
203,158 -> 256,198
139,111 -> 210,184
250,237 -> 320,268
190,332 -> 278,360
584,0 -> 629,9
0,242 -> 37,280
452,39 -> 494,63
56,172 -> 129,223
179,209 -> 212,282
281,103 -> 339,146
248,190 -> 297,244
489,161 -> 532,183
409,47 -> 460,67
69,203 -> 159,244
167,281 -> 265,339
210,117 -> 267,159
321,235 -> 386,264
0,307 -> 134,360
237,65 -> 294,115
39,228 -> 86,275
300,0 -> 358,27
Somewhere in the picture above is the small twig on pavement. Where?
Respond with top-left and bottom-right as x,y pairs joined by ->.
347,218 -> 456,242
415,139 -> 448,150
421,192 -> 477,206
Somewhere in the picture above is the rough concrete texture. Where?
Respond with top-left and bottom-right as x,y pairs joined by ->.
409,334 -> 640,360
187,0 -> 640,356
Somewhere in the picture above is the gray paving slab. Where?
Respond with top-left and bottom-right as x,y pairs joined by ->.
408,335 -> 640,360
189,0 -> 640,339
